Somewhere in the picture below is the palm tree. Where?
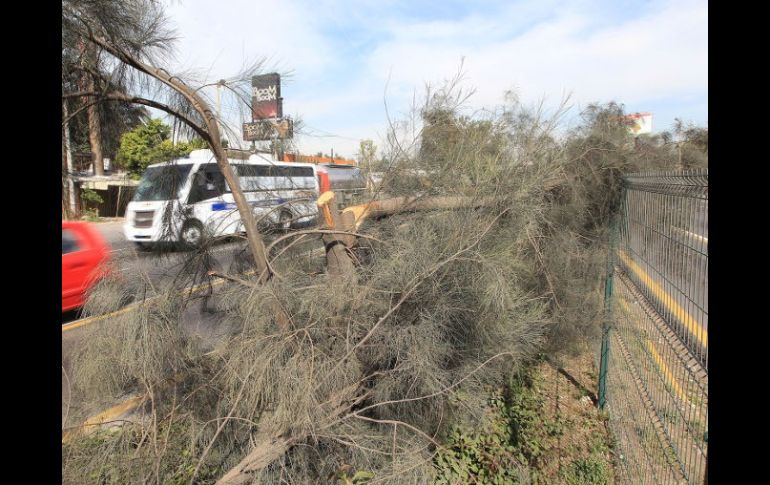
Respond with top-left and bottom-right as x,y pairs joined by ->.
62,40 -> 149,216
63,0 -> 273,276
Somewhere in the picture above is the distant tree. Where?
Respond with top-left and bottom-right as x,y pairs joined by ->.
415,102 -> 508,194
667,119 -> 708,169
62,3 -> 168,177
116,119 -> 207,176
357,139 -> 378,173
62,42 -> 149,215
63,95 -> 148,165
577,101 -> 635,142
418,107 -> 461,167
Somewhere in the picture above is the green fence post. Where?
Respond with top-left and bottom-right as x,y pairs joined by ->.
598,213 -> 619,410
598,272 -> 612,409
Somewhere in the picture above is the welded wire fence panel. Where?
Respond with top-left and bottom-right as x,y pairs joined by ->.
601,169 -> 707,485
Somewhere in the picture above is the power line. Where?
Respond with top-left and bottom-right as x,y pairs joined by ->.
298,124 -> 362,142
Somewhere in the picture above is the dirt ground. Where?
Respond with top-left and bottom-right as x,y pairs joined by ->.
525,349 -> 617,484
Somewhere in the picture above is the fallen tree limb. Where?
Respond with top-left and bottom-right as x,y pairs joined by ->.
214,207 -> 510,484
343,195 -> 494,230
215,384 -> 367,485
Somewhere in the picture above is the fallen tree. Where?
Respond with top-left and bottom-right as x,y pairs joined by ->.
67,184 -> 551,484
63,75 -> 696,483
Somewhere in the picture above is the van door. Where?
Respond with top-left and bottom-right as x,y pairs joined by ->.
187,163 -> 233,238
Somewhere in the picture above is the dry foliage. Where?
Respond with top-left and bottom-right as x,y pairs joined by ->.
63,80 -> 701,483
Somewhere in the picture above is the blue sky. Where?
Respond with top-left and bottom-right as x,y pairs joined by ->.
164,0 -> 707,158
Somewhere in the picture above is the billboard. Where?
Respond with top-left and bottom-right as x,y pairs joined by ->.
251,73 -> 283,120
243,119 -> 294,141
625,112 -> 653,136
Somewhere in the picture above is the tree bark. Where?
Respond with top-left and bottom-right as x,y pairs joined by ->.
87,92 -> 104,175
81,42 -> 104,175
63,100 -> 78,218
343,195 -> 493,230
317,192 -> 358,278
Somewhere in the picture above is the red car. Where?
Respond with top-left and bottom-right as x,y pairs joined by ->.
62,221 -> 111,312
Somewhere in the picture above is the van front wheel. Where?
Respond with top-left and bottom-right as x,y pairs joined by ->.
278,210 -> 293,231
180,220 -> 204,249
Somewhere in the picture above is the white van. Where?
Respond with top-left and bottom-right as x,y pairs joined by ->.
123,149 -> 320,248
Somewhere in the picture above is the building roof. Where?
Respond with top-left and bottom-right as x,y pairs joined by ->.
72,173 -> 138,190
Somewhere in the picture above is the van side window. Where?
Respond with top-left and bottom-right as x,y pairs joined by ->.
188,164 -> 226,204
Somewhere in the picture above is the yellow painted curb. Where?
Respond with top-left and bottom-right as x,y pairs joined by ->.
672,226 -> 708,245
62,269 -> 257,333
62,395 -> 144,443
645,339 -> 688,403
618,251 -> 707,350
617,298 -> 689,404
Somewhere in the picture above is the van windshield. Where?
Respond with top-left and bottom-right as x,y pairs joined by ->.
133,165 -> 193,201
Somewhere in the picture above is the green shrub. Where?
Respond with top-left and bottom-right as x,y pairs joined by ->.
434,391 -> 524,484
563,456 -> 610,485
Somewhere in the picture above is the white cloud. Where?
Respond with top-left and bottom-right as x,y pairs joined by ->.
161,0 -> 707,157
166,0 -> 334,77
366,0 -> 707,108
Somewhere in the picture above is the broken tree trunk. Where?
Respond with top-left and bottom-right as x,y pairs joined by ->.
343,195 -> 493,230
317,191 -> 358,279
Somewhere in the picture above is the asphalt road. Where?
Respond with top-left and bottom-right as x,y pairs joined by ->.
63,220 -> 270,323
94,219 -> 134,251
61,276 -> 244,429
622,194 -> 708,366
62,219 -> 327,427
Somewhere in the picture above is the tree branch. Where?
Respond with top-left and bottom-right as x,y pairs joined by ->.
62,90 -> 210,142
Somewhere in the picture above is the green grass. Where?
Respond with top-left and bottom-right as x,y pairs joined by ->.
563,456 -> 611,485
434,364 -> 615,485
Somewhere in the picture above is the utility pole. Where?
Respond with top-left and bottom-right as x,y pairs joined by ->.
216,82 -> 222,118
272,134 -> 279,161
216,79 -> 226,145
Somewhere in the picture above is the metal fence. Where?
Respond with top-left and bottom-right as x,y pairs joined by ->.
599,170 -> 707,484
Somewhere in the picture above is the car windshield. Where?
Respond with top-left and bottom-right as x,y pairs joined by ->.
62,229 -> 80,254
133,165 -> 193,201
